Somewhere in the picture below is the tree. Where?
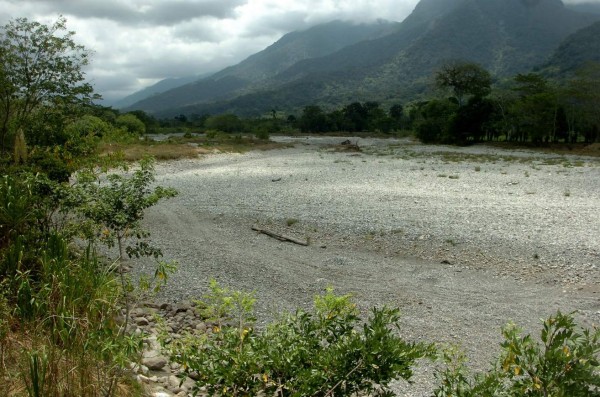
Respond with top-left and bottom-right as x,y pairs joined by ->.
0,16 -> 96,152
116,113 -> 146,135
435,61 -> 492,107
510,74 -> 559,143
566,62 -> 600,143
342,102 -> 369,132
299,105 -> 328,133
414,99 -> 459,143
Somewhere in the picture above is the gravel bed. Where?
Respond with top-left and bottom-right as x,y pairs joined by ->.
130,137 -> 600,395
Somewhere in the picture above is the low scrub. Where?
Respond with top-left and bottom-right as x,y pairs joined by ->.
435,311 -> 600,396
164,282 -> 434,397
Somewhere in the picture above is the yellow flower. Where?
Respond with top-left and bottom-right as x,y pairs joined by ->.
262,373 -> 268,383
514,366 -> 521,376
563,346 -> 571,357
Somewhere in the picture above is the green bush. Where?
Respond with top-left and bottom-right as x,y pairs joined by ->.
434,311 -> 600,396
165,283 -> 433,397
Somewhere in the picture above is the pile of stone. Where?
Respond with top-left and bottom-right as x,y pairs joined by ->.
125,300 -> 211,397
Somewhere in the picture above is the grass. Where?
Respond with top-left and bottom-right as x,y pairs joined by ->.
99,134 -> 290,162
286,218 -> 299,227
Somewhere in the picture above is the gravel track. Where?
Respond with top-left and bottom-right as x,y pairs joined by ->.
132,137 -> 600,395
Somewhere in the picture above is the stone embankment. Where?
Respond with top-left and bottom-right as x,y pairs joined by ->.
126,301 -> 207,397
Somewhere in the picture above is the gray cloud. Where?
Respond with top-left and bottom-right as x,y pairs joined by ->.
6,0 -> 596,103
7,0 -> 246,26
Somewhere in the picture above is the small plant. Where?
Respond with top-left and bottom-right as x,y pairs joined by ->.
434,311 -> 600,396
437,173 -> 448,178
167,284 -> 433,397
448,175 -> 460,179
474,166 -> 481,172
525,171 -> 530,177
564,190 -> 571,197
286,218 -> 299,227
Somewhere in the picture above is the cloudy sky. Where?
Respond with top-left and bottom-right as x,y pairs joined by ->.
0,0 -> 596,103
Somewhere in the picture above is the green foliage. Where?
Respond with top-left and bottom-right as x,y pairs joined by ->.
435,61 -> 492,107
434,311 -> 600,396
74,157 -> 177,260
166,283 -> 433,397
0,16 -> 95,153
62,115 -> 110,157
205,113 -> 243,133
414,99 -> 458,143
116,113 -> 146,135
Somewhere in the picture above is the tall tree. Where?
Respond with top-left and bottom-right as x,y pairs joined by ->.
0,16 -> 96,152
435,61 -> 492,107
566,62 -> 600,143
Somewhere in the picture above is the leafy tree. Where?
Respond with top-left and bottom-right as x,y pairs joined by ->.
414,99 -> 458,143
510,74 -> 559,143
75,157 -> 177,262
566,62 -> 600,143
389,103 -> 406,130
299,105 -> 328,133
450,96 -> 495,144
116,113 -> 146,135
0,16 -> 96,152
63,115 -> 111,157
342,102 -> 369,132
435,61 -> 492,107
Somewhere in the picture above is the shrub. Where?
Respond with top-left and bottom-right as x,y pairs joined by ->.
434,311 -> 600,396
165,283 -> 433,397
116,113 -> 146,135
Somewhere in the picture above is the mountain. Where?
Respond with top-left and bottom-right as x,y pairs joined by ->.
112,75 -> 203,109
542,20 -> 600,75
136,0 -> 600,118
125,20 -> 399,114
565,2 -> 600,15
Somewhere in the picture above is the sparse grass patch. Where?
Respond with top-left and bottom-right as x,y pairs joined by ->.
100,134 -> 291,162
100,142 -> 203,161
286,218 -> 299,227
448,175 -> 460,179
474,166 -> 481,172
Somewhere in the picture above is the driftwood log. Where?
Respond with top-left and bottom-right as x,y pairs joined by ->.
251,226 -> 308,246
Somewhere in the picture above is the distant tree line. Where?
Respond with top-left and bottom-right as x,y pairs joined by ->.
294,101 -> 407,134
413,60 -> 600,145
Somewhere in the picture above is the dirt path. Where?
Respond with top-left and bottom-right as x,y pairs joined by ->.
135,137 -> 600,395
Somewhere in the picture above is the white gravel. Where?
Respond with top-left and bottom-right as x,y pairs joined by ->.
133,137 -> 600,395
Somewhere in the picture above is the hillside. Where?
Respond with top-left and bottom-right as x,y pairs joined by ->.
125,20 -> 398,114
542,20 -> 600,75
141,0 -> 600,118
112,75 -> 202,109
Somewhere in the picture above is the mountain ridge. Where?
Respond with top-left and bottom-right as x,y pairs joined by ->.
128,0 -> 600,118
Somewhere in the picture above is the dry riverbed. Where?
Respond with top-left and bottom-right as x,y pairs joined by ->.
133,136 -> 600,395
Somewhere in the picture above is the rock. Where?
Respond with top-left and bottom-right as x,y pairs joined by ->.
142,355 -> 168,371
195,322 -> 207,332
168,375 -> 183,394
